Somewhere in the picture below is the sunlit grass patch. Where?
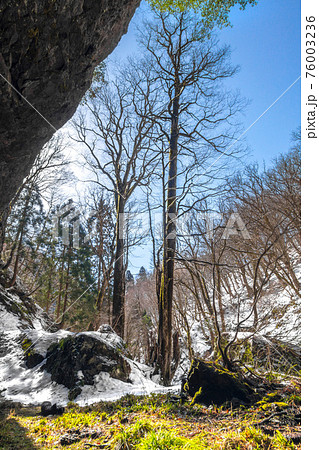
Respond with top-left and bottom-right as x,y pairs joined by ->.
1,388 -> 300,450
215,427 -> 296,450
109,418 -> 154,449
139,428 -> 209,449
108,417 -> 211,449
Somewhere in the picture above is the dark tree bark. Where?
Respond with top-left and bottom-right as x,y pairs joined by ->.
56,245 -> 66,320
60,246 -> 72,326
9,187 -> 33,287
158,89 -> 180,384
112,193 -> 126,337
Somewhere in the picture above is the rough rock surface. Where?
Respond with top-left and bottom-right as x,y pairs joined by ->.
0,0 -> 140,213
0,279 -> 134,403
184,359 -> 256,407
41,401 -> 65,416
44,331 -> 131,399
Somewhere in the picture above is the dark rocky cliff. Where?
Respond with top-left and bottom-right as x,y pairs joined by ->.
0,0 -> 140,215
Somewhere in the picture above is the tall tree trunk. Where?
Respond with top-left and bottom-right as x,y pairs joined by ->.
216,267 -> 226,333
158,90 -> 179,385
91,269 -> 110,330
112,193 -> 126,338
56,245 -> 66,320
46,262 -> 55,314
10,226 -> 25,287
60,246 -> 71,326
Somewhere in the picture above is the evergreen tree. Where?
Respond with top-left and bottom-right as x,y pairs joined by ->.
126,270 -> 134,283
138,266 -> 147,280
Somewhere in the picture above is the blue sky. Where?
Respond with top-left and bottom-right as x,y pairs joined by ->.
109,0 -> 301,272
113,0 -> 301,166
120,0 -> 301,273
86,0 -> 301,273
220,0 -> 301,163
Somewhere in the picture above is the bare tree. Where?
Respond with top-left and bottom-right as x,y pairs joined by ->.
1,133 -> 69,279
174,142 -> 301,371
137,11 -> 244,383
84,189 -> 116,329
72,68 -> 158,337
125,270 -> 159,362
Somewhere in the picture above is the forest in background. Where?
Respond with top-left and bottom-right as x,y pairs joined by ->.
0,1 -> 303,448
0,8 -> 300,386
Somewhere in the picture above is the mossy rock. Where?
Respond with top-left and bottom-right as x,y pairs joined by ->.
21,337 -> 44,369
256,391 -> 289,411
68,387 -> 82,402
184,358 -> 258,407
259,401 -> 289,411
43,334 -> 131,398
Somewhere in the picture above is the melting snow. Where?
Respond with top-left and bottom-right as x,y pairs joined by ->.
0,287 -> 178,406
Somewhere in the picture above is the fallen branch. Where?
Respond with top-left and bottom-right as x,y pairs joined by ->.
253,410 -> 286,426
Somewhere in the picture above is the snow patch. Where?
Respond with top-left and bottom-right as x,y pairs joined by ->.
0,286 -> 177,406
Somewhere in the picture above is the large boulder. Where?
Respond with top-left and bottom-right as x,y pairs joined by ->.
0,283 -> 156,405
184,359 -> 256,407
0,0 -> 140,215
43,330 -> 131,399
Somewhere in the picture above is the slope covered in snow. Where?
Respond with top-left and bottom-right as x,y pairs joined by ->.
0,284 -> 176,406
173,263 -> 301,383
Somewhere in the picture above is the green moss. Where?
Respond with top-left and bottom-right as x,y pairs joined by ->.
257,391 -> 283,405
213,362 -> 240,380
52,336 -> 71,352
190,386 -> 202,406
21,338 -> 34,358
259,401 -> 289,411
139,428 -> 208,449
21,338 -> 32,351
5,392 -> 299,450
